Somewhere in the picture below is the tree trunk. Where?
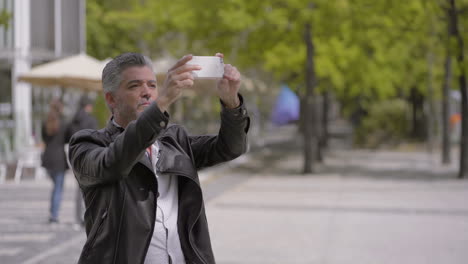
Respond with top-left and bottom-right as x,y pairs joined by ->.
410,87 -> 425,140
426,50 -> 435,154
448,0 -> 468,178
322,91 -> 330,148
315,96 -> 323,162
459,72 -> 467,179
303,22 -> 318,174
410,89 -> 418,138
442,54 -> 452,164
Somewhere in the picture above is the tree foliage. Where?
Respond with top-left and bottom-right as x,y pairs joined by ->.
87,0 -> 468,123
0,9 -> 11,29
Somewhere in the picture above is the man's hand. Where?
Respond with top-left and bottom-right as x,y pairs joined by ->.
156,55 -> 201,112
216,53 -> 241,109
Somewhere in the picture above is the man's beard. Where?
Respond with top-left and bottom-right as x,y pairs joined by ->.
115,103 -> 138,125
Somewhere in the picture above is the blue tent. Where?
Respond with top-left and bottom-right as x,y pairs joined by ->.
271,85 -> 300,125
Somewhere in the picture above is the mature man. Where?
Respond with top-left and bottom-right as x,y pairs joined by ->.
68,52 -> 249,264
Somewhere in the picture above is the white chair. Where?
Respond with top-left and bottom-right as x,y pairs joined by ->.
14,146 -> 44,183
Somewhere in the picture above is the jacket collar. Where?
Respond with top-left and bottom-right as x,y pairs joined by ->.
156,139 -> 198,182
105,117 -> 124,140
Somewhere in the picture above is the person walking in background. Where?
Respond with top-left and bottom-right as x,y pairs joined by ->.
68,52 -> 249,263
66,96 -> 98,226
67,96 -> 98,136
41,99 -> 68,223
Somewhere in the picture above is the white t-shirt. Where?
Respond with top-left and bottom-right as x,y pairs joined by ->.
144,142 -> 186,264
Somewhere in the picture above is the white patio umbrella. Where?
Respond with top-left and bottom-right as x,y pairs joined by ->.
18,53 -> 104,91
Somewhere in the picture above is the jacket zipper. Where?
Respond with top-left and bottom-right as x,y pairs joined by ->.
112,186 -> 126,264
189,209 -> 207,264
141,187 -> 157,264
84,210 -> 108,258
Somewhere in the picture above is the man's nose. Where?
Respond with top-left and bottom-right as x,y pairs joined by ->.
140,83 -> 151,96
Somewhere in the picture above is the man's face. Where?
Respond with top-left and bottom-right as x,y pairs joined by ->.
106,66 -> 158,127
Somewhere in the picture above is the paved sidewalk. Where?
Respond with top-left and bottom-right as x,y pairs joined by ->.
1,136 -> 465,264
206,145 -> 467,264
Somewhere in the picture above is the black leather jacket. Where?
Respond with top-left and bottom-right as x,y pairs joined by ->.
69,97 -> 250,264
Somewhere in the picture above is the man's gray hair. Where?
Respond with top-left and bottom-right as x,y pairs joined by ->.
102,52 -> 154,94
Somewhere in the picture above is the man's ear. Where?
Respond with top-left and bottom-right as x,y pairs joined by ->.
105,92 -> 115,111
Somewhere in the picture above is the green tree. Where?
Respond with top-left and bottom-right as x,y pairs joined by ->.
0,9 -> 11,29
86,0 -> 468,174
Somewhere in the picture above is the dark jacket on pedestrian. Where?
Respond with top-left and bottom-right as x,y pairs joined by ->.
66,108 -> 98,140
41,118 -> 68,173
68,96 -> 250,264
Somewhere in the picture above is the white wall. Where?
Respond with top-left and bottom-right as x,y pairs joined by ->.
12,0 -> 33,151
